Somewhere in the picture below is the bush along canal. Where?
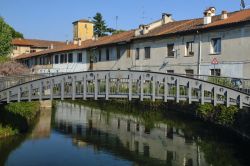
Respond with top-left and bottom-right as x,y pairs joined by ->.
0,99 -> 250,166
0,101 -> 40,138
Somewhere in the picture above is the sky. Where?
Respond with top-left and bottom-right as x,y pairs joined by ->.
0,0 -> 249,41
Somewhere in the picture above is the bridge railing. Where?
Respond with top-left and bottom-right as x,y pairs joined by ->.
174,73 -> 250,95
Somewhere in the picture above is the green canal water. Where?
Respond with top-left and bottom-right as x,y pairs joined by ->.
0,101 -> 250,166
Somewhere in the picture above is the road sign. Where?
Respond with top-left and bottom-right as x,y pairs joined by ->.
211,57 -> 219,65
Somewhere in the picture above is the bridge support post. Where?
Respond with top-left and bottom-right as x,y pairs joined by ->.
72,76 -> 76,100
200,84 -> 204,105
128,74 -> 132,101
238,95 -> 243,109
164,77 -> 168,102
50,79 -> 53,101
94,74 -> 98,100
105,74 -> 109,100
140,75 -> 144,101
28,84 -> 32,102
225,91 -> 230,107
7,90 -> 10,103
83,76 -> 86,100
17,87 -> 21,102
213,87 -> 217,106
152,75 -> 155,102
188,81 -> 192,104
176,78 -> 179,103
39,81 -> 43,101
61,79 -> 64,101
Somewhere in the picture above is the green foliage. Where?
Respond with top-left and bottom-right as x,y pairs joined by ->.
0,56 -> 10,64
4,102 -> 40,122
111,29 -> 126,35
208,77 -> 233,88
0,17 -> 23,57
196,103 -> 239,126
0,125 -> 18,138
92,13 -> 108,37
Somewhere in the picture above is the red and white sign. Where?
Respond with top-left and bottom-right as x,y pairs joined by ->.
211,57 -> 219,65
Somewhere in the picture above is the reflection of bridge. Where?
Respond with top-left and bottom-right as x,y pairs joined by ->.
0,70 -> 250,108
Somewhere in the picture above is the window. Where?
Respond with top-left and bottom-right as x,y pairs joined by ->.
117,46 -> 121,59
55,55 -> 59,64
30,49 -> 36,53
60,54 -> 65,63
186,41 -> 194,56
144,47 -> 150,59
167,70 -> 174,73
135,48 -> 140,60
64,54 -> 67,63
106,48 -> 110,61
210,69 -> 221,76
98,49 -> 102,61
77,53 -> 82,62
167,44 -> 175,57
68,53 -> 73,63
185,69 -> 194,77
211,38 -> 221,54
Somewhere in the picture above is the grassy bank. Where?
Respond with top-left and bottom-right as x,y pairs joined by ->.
0,102 -> 40,138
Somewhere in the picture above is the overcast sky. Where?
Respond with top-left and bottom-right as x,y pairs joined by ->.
0,0 -> 249,41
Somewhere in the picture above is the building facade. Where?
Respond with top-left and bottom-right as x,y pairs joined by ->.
15,8 -> 250,79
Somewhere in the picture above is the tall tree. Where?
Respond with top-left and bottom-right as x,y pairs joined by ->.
92,13 -> 108,37
0,17 -> 12,56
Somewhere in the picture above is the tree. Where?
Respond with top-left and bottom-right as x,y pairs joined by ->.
0,17 -> 12,56
92,13 -> 108,37
0,17 -> 24,57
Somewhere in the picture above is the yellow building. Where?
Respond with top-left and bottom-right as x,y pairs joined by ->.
73,19 -> 94,42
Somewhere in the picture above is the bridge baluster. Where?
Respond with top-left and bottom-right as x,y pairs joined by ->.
140,75 -> 144,101
72,76 -> 76,100
176,78 -> 179,103
28,84 -> 32,102
188,81 -> 192,104
18,87 -> 21,102
7,90 -> 10,103
83,76 -> 86,100
164,77 -> 168,102
238,94 -> 243,109
94,74 -> 98,100
61,79 -> 64,101
50,80 -> 53,101
128,74 -> 132,101
39,81 -> 43,101
200,84 -> 204,105
213,87 -> 217,106
105,74 -> 109,100
225,91 -> 230,107
152,75 -> 156,102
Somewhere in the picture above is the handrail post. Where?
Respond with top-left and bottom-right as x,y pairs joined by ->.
128,73 -> 132,101
7,90 -> 10,103
213,87 -> 217,106
83,76 -> 86,100
17,87 -> 21,102
28,84 -> 32,102
39,81 -> 43,101
152,75 -> 155,102
61,78 -> 64,101
188,81 -> 192,104
105,73 -> 109,100
50,79 -> 53,101
164,77 -> 168,102
94,74 -> 98,100
225,91 -> 230,107
72,76 -> 76,100
200,84 -> 204,105
176,78 -> 179,103
140,75 -> 144,101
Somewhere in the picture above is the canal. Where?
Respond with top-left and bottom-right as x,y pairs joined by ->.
0,101 -> 250,166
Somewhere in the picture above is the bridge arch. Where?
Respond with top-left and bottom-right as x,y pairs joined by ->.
0,70 -> 249,108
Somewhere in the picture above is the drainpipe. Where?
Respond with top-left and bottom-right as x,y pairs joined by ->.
197,31 -> 202,75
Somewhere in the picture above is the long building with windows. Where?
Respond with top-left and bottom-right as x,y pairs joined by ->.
15,8 -> 250,78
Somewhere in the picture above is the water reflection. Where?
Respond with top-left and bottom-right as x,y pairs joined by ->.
54,102 -> 207,166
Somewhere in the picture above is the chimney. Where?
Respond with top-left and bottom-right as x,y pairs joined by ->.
50,44 -> 54,49
221,10 -> 228,20
66,40 -> 69,45
203,7 -> 216,25
78,38 -> 82,46
143,25 -> 149,34
162,13 -> 172,24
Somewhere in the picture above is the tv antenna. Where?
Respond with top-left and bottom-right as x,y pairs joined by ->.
115,16 -> 118,30
241,0 -> 246,9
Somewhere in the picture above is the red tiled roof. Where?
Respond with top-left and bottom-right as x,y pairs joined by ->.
12,38 -> 66,48
15,9 -> 250,60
